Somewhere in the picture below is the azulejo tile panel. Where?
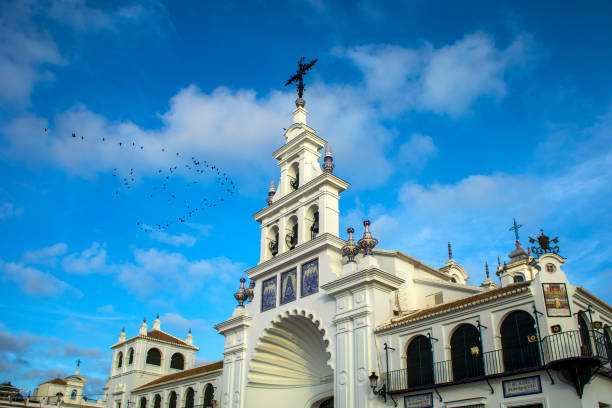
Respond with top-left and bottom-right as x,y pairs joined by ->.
261,276 -> 277,311
301,258 -> 319,297
280,268 -> 297,305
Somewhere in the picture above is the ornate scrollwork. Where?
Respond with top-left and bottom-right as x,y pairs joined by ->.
528,229 -> 559,257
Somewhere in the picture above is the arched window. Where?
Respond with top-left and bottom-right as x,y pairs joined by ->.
306,205 -> 319,241
285,215 -> 298,250
203,384 -> 214,408
405,335 -> 434,388
451,324 -> 484,380
128,348 -> 134,365
168,392 -> 177,408
139,397 -> 146,408
513,274 -> 525,283
288,162 -> 299,190
500,310 -> 541,370
70,390 -> 77,400
604,326 -> 612,360
450,277 -> 457,283
267,225 -> 279,258
116,351 -> 123,368
170,353 -> 184,370
153,395 -> 161,408
146,348 -> 161,366
185,388 -> 194,408
578,312 -> 593,356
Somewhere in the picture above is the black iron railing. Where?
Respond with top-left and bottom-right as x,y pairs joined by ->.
387,330 -> 610,394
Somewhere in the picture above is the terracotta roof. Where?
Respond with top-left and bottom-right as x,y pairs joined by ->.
377,282 -> 531,332
132,361 -> 223,391
45,378 -> 67,386
120,330 -> 198,350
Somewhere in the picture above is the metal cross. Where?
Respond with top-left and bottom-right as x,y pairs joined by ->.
285,57 -> 318,99
508,218 -> 523,241
76,359 -> 81,368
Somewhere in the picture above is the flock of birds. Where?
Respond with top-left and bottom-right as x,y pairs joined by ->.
62,129 -> 236,231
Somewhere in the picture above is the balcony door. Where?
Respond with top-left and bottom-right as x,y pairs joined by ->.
501,310 -> 541,371
451,324 -> 484,380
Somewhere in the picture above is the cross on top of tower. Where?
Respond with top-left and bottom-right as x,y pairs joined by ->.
285,57 -> 318,106
508,218 -> 523,242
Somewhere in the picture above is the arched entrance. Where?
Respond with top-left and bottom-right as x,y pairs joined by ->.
246,312 -> 333,408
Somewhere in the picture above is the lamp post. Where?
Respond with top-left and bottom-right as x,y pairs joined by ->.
368,372 -> 386,402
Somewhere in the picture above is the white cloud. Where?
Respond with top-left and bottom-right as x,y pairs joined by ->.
396,133 -> 438,170
61,242 -> 107,274
22,243 -> 68,265
0,202 -> 24,219
336,31 -> 530,117
1,262 -> 81,298
161,313 -> 206,332
117,248 -> 244,298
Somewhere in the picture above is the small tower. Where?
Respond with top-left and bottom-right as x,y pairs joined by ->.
481,263 -> 499,290
497,219 -> 538,286
438,242 -> 469,283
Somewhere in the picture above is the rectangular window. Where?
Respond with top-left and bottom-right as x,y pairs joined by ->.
424,291 -> 443,307
280,268 -> 297,305
261,276 -> 277,312
301,259 -> 318,297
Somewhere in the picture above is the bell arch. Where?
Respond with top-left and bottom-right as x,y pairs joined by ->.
246,310 -> 333,408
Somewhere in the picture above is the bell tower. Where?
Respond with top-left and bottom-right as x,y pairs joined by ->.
254,97 -> 349,263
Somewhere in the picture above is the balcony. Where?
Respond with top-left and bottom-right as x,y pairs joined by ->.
386,330 -> 611,394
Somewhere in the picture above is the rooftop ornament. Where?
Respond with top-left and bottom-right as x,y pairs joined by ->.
234,278 -> 249,307
266,181 -> 276,206
358,220 -> 378,256
342,227 -> 360,262
322,144 -> 335,173
528,229 -> 560,257
285,57 -> 318,107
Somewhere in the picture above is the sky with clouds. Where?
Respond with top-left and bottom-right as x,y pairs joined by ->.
1,0 -> 611,397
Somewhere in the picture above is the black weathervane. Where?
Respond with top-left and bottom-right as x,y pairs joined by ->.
285,57 -> 318,100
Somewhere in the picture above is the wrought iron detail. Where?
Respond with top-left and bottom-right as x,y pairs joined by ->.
358,220 -> 378,256
342,227 -> 360,262
529,229 -> 560,257
285,57 -> 318,102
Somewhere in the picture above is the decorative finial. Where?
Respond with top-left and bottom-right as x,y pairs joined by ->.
156,313 -> 159,319
188,328 -> 191,334
267,181 -> 276,205
143,317 -> 146,323
285,57 -> 318,104
497,256 -> 501,267
234,277 -> 249,307
342,227 -> 359,262
247,280 -> 255,301
528,229 -> 560,257
76,359 -> 81,368
448,242 -> 452,260
121,327 -> 125,333
485,262 -> 490,278
358,220 -> 378,256
323,144 -> 334,173
509,218 -> 523,242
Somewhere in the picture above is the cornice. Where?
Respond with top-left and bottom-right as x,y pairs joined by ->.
110,334 -> 197,351
253,172 -> 350,221
321,267 -> 404,296
213,312 -> 253,334
273,130 -> 327,159
372,249 -> 454,281
245,233 -> 346,279
574,286 -> 612,316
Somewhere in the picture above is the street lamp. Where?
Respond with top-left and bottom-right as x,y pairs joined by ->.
368,372 -> 386,402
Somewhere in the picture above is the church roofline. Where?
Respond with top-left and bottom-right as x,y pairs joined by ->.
245,233 -> 346,279
110,329 -> 198,350
375,282 -> 531,332
574,286 -> 612,315
253,172 -> 350,221
412,277 -> 484,294
131,361 -> 223,392
373,249 -> 458,282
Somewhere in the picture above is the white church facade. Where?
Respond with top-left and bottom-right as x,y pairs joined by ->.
101,97 -> 612,408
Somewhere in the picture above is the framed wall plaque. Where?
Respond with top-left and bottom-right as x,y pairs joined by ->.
301,258 -> 319,297
502,375 -> 542,398
280,268 -> 297,305
542,283 -> 571,317
261,276 -> 277,312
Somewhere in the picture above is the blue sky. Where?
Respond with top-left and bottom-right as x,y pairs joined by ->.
1,0 -> 611,397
